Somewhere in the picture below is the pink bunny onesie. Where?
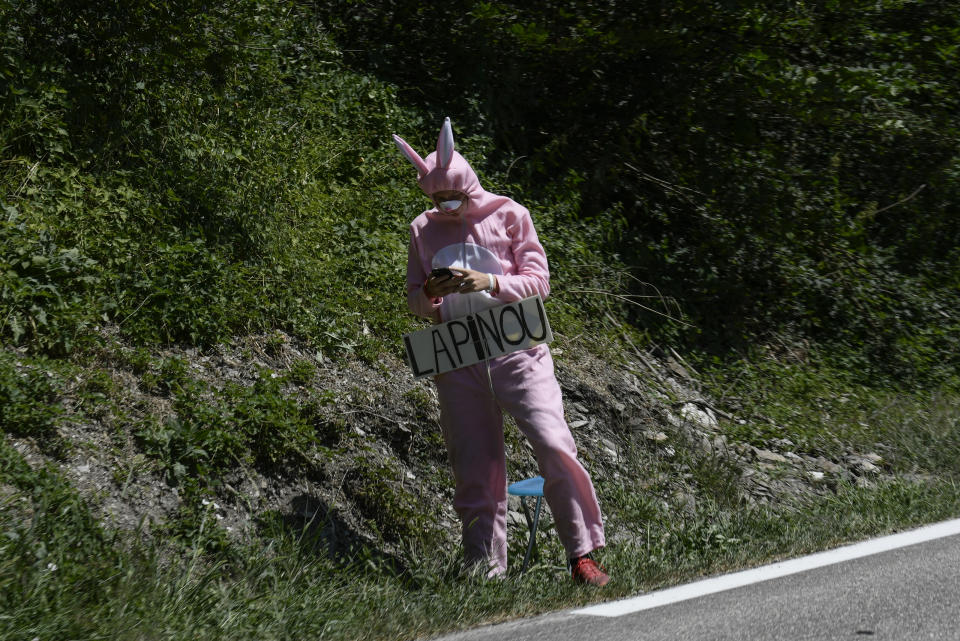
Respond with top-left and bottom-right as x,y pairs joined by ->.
395,118 -> 605,575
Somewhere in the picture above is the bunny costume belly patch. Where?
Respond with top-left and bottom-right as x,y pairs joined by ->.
431,242 -> 503,319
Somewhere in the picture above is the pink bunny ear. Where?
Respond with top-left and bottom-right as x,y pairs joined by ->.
392,134 -> 430,177
436,117 -> 455,169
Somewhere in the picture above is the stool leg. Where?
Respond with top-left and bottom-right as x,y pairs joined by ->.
520,496 -> 543,573
520,495 -> 532,529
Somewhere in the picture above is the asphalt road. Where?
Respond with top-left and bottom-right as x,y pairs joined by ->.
432,530 -> 960,641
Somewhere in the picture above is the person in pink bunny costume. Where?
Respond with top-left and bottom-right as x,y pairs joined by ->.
394,117 -> 609,585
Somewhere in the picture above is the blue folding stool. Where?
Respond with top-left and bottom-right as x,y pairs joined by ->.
507,476 -> 545,572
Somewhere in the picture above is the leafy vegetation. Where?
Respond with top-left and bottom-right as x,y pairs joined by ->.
5,0 -> 956,377
705,349 -> 960,476
0,351 -> 62,439
316,0 -> 960,380
137,368 -> 315,482
2,0 -> 428,355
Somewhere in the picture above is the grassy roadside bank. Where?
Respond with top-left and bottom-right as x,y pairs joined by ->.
2,348 -> 957,641
3,458 -> 958,641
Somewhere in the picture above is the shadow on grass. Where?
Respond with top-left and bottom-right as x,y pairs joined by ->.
269,493 -> 411,577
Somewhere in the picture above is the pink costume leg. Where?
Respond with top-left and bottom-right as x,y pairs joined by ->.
489,345 -> 605,559
435,364 -> 509,576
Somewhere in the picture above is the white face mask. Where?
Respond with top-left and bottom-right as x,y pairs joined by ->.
440,199 -> 462,211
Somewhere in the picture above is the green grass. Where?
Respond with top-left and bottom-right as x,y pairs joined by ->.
2,356 -> 959,640
700,349 -> 960,476
3,331 -> 960,641
3,439 -> 959,641
0,351 -> 62,440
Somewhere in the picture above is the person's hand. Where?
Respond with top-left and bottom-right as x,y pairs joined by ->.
423,269 -> 464,298
447,268 -> 494,294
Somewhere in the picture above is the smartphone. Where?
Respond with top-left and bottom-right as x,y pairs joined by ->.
429,267 -> 456,280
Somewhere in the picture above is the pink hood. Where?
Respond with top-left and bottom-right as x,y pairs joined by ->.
393,117 -> 509,221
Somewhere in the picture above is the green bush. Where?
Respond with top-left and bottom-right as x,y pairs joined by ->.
2,0 -> 424,356
2,0 -> 957,381
344,456 -> 430,543
0,352 -> 62,439
315,0 -> 960,380
0,221 -> 99,354
138,370 -> 315,482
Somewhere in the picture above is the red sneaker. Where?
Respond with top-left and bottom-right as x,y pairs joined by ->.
570,556 -> 610,586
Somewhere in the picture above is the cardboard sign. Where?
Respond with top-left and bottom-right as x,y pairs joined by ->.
403,295 -> 553,379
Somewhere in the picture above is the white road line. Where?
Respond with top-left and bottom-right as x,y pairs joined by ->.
574,517 -> 960,618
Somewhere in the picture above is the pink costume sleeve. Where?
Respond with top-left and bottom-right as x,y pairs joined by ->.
406,230 -> 443,320
494,209 -> 551,302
